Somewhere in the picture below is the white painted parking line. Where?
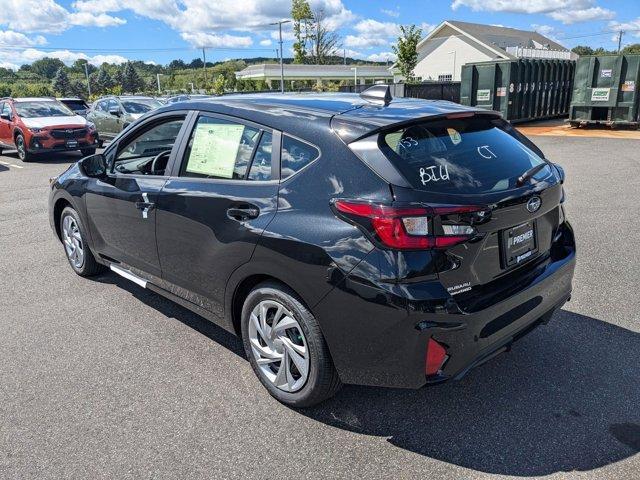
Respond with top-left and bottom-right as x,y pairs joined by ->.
0,160 -> 24,168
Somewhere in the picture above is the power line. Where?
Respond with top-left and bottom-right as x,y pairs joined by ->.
559,27 -> 640,40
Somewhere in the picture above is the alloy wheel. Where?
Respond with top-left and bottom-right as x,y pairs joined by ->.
62,215 -> 84,268
16,136 -> 25,160
248,300 -> 310,392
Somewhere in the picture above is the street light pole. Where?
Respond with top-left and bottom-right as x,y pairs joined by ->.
83,61 -> 91,97
270,19 -> 291,94
448,51 -> 457,80
157,73 -> 164,94
351,67 -> 358,87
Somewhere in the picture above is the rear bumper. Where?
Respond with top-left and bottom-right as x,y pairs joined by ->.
314,222 -> 576,389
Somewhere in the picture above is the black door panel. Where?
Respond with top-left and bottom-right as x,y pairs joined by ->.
156,180 -> 279,317
85,176 -> 165,276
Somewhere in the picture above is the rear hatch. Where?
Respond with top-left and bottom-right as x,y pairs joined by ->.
351,114 -> 565,312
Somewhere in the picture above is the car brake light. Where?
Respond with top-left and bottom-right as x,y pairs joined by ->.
425,338 -> 447,376
333,200 -> 485,250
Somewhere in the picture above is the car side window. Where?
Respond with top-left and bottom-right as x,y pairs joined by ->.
112,117 -> 185,176
1,102 -> 11,118
96,101 -> 107,112
107,99 -> 119,112
281,135 -> 319,179
247,132 -> 273,181
180,115 -> 262,180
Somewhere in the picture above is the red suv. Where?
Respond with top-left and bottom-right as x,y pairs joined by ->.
0,97 -> 98,162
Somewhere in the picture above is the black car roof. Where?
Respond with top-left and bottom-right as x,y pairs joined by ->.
156,92 -> 492,142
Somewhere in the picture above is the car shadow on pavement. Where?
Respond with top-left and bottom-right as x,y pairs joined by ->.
94,272 -> 246,358
91,274 -> 640,476
1,150 -> 83,165
302,309 -> 640,476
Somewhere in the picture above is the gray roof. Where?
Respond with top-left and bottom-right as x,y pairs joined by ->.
446,20 -> 568,53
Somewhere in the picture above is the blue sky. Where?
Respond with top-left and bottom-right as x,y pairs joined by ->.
0,0 -> 639,68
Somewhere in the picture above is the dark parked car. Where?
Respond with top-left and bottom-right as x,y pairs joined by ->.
48,88 -> 575,407
58,97 -> 90,117
86,95 -> 163,146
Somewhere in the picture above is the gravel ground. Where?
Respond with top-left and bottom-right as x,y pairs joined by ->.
0,136 -> 638,479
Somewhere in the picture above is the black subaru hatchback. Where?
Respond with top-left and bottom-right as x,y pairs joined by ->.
48,87 -> 575,407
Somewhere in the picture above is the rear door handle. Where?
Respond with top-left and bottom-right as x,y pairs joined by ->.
227,206 -> 260,221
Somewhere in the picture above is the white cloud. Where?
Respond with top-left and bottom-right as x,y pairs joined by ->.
68,12 -> 126,28
345,19 -> 399,49
181,32 -> 253,48
259,39 -> 272,46
609,18 -> 640,39
451,0 -> 616,25
381,8 -> 400,18
367,51 -> 396,62
549,6 -> 615,24
0,0 -> 125,33
0,30 -> 46,47
531,23 -> 562,43
0,47 -> 129,66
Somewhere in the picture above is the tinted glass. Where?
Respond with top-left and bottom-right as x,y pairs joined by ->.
114,118 -> 184,175
61,100 -> 88,111
181,116 -> 260,180
381,117 -> 551,194
247,132 -> 273,181
14,101 -> 73,118
121,99 -> 162,114
281,135 -> 319,178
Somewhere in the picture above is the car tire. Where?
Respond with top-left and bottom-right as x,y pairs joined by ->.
59,206 -> 105,277
81,148 -> 96,157
241,281 -> 342,408
15,133 -> 33,162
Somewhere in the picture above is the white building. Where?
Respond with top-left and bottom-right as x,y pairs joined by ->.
397,20 -> 576,82
235,64 -> 393,88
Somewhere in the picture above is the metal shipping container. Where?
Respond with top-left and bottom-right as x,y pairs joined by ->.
460,59 -> 575,122
568,54 -> 640,127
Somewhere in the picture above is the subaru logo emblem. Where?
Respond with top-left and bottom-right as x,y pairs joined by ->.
527,196 -> 541,213
66,129 -> 73,134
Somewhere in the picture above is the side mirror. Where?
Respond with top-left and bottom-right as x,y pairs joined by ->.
0,112 -> 10,121
553,163 -> 565,184
108,107 -> 121,117
80,153 -> 107,178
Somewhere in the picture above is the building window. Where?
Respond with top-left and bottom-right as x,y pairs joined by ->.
438,74 -> 453,82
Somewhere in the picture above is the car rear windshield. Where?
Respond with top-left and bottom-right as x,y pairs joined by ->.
61,100 -> 88,111
122,99 -> 162,114
380,117 -> 552,194
14,101 -> 73,118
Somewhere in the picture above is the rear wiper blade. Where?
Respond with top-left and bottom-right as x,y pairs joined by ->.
517,163 -> 547,186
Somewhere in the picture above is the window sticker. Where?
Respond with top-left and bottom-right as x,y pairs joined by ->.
185,122 -> 245,177
447,128 -> 462,145
476,89 -> 491,102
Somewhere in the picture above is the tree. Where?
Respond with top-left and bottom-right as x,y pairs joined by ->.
623,43 -> 640,54
52,67 -> 72,96
122,62 -> 144,93
189,58 -> 204,69
95,67 -> 115,93
113,68 -> 125,89
212,74 -> 226,95
571,45 -> 595,56
392,25 -> 422,82
70,80 -> 87,98
168,59 -> 187,70
31,57 -> 66,79
291,0 -> 313,64
308,9 -> 340,65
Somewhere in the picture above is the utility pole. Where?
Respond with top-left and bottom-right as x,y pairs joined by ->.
83,61 -> 91,97
343,49 -> 346,65
156,73 -> 163,94
270,19 -> 291,93
202,47 -> 207,90
350,66 -> 358,87
617,30 -> 625,53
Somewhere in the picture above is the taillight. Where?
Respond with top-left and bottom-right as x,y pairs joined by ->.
333,200 -> 485,250
425,338 -> 447,376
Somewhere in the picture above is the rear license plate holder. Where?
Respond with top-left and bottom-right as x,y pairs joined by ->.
501,221 -> 538,268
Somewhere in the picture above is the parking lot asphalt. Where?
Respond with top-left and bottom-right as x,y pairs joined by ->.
0,137 -> 639,480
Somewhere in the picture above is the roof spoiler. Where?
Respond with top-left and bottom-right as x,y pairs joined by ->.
359,85 -> 392,106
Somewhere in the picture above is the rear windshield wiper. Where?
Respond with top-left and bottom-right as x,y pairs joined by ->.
517,163 -> 548,186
